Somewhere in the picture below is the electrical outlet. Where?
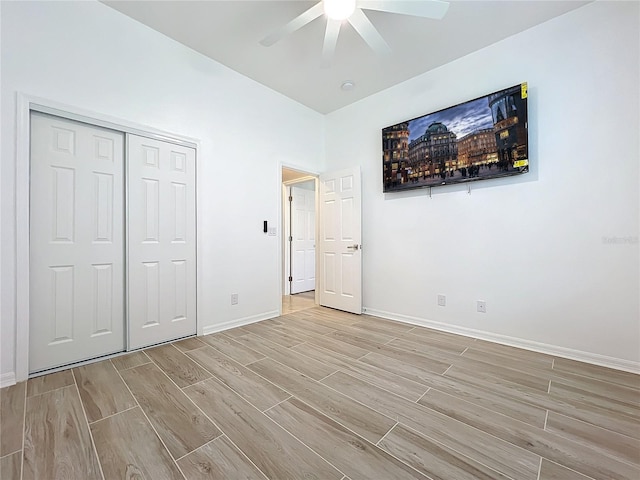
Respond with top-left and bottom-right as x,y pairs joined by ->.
231,293 -> 239,305
437,294 -> 446,307
477,300 -> 486,313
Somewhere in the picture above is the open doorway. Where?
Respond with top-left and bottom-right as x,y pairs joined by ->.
282,167 -> 317,314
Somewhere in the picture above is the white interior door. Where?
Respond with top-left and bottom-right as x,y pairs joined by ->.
127,134 -> 196,349
291,185 -> 316,294
30,112 -> 125,372
318,167 -> 362,314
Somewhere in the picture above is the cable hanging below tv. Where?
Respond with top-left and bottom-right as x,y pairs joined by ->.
382,82 -> 529,193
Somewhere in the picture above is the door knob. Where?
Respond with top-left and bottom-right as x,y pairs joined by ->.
347,244 -> 359,250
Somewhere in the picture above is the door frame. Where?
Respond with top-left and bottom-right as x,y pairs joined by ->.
283,177 -> 317,296
278,164 -> 319,315
14,93 -> 202,381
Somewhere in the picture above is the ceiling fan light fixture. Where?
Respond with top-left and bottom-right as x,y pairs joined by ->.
324,0 -> 356,21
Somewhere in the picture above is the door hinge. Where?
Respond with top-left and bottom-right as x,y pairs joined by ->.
288,276 -> 293,282
288,196 -> 293,202
289,236 -> 293,242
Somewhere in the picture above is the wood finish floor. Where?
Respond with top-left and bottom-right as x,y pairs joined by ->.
281,291 -> 316,315
1,304 -> 639,479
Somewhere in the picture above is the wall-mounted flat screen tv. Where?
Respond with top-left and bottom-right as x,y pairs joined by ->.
382,82 -> 529,193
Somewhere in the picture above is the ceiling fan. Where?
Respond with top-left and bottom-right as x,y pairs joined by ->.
259,0 -> 450,67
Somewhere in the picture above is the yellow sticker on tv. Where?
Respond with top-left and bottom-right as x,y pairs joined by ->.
514,159 -> 529,168
521,82 -> 528,99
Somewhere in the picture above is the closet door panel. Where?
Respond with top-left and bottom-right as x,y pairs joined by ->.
29,112 -> 125,372
127,135 -> 196,349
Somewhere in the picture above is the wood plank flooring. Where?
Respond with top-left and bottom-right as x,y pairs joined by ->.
281,291 -> 316,315
91,407 -> 183,480
0,382 -> 25,457
23,386 -> 101,480
72,360 -> 137,423
1,302 -> 639,479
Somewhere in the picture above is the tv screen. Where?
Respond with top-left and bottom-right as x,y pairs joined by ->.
382,83 -> 529,192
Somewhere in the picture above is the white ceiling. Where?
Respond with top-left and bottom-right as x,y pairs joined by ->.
103,0 -> 590,114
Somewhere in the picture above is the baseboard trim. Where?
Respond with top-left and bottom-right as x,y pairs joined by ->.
202,310 -> 280,336
363,307 -> 640,374
0,372 -> 17,388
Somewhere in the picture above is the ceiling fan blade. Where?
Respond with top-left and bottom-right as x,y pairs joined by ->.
321,19 -> 341,68
347,8 -> 391,56
358,0 -> 450,20
259,2 -> 325,47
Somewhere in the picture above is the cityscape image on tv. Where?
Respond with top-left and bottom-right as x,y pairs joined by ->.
382,83 -> 529,192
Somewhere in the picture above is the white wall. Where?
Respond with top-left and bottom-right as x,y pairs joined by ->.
0,1 -> 325,378
2,1 -> 638,380
325,1 -> 640,368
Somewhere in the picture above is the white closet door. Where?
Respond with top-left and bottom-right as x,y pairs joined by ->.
291,186 -> 315,294
30,112 -> 125,372
127,135 -> 196,349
